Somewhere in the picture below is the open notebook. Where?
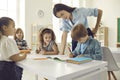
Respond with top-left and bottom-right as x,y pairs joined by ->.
33,56 -> 92,64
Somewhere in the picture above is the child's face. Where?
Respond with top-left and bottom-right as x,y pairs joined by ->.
77,36 -> 88,43
4,21 -> 15,36
16,31 -> 23,40
56,10 -> 71,20
43,33 -> 52,44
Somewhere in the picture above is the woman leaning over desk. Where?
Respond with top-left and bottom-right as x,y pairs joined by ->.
53,3 -> 102,55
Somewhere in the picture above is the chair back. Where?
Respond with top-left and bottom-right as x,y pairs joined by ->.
102,47 -> 120,71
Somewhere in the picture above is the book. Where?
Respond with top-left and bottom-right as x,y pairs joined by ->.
33,58 -> 48,60
66,57 -> 92,64
47,57 -> 65,62
20,50 -> 31,54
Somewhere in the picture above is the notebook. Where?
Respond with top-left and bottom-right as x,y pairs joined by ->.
66,57 -> 92,64
47,57 -> 65,62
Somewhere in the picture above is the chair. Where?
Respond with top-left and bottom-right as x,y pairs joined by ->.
102,47 -> 120,80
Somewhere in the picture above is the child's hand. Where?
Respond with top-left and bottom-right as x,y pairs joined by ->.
18,46 -> 21,49
69,53 -> 74,58
40,49 -> 46,55
36,49 -> 40,54
68,47 -> 73,58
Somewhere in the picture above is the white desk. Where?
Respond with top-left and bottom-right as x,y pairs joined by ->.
17,54 -> 107,80
109,47 -> 120,54
109,47 -> 120,63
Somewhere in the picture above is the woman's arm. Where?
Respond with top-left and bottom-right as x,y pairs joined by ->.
61,31 -> 68,55
92,9 -> 103,34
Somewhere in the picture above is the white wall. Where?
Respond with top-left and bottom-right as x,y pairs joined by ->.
24,0 -> 120,48
25,0 -> 52,47
85,0 -> 120,47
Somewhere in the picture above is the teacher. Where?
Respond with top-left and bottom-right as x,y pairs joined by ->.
53,3 -> 102,55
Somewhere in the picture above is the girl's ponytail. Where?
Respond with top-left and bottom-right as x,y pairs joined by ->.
0,31 -> 2,39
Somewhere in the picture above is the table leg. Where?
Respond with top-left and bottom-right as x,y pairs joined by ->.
35,74 -> 38,80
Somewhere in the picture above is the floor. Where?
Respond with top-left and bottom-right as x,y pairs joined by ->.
113,69 -> 120,80
22,63 -> 120,80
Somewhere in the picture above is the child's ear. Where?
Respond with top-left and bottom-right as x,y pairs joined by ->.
2,25 -> 8,31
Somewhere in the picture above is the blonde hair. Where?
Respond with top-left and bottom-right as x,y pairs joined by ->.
71,24 -> 88,41
14,28 -> 24,40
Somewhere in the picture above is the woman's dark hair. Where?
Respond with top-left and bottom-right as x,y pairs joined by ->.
39,28 -> 56,45
53,3 -> 75,18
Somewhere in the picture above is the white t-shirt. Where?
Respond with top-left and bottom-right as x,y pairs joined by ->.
0,36 -> 19,61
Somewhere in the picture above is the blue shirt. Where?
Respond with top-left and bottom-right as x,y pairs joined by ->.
72,37 -> 102,60
60,8 -> 98,32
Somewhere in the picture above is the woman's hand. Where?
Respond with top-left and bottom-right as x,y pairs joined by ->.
92,28 -> 98,35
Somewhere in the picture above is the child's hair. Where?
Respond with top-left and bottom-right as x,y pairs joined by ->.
71,24 -> 88,41
0,17 -> 14,39
14,28 -> 24,40
39,28 -> 56,45
53,3 -> 75,18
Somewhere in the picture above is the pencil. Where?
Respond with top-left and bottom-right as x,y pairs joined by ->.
68,47 -> 72,53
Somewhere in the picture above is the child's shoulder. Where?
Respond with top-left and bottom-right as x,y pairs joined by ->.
22,39 -> 27,42
50,41 -> 55,45
90,38 -> 100,44
50,41 -> 58,46
1,36 -> 16,44
2,36 -> 13,41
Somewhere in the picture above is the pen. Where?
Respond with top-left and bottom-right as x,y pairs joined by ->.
68,47 -> 74,58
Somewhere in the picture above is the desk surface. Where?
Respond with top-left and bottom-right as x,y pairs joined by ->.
109,47 -> 120,54
109,47 -> 120,62
17,54 -> 107,80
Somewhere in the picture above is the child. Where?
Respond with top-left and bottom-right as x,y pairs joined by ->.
36,28 -> 59,55
0,17 -> 27,80
14,28 -> 29,50
69,24 -> 102,60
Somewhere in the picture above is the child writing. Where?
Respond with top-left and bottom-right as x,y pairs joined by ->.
0,17 -> 27,80
36,28 -> 59,55
14,28 -> 29,50
69,24 -> 102,60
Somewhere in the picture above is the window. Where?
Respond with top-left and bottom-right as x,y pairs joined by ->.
0,0 -> 17,24
52,0 -> 84,43
0,0 -> 25,38
0,0 -> 8,17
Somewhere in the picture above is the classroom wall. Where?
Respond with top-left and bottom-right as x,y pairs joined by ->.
24,0 -> 120,48
85,0 -> 120,47
25,0 -> 52,47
